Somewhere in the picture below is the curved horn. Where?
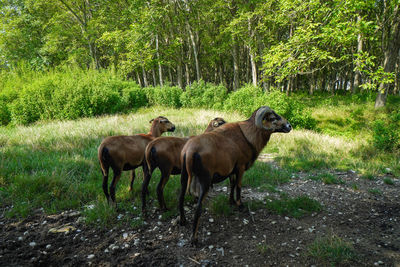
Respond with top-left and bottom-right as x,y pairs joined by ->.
255,106 -> 272,130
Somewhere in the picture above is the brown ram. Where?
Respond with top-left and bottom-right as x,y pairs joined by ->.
179,106 -> 292,244
142,117 -> 227,211
98,116 -> 175,207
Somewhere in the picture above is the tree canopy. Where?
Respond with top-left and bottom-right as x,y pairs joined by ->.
1,0 -> 399,106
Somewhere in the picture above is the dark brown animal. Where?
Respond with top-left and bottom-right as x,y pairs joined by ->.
98,116 -> 175,207
142,118 -> 227,211
179,106 -> 292,244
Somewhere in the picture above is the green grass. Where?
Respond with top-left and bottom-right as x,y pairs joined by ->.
383,177 -> 394,185
209,195 -> 234,216
308,234 -> 356,266
308,172 -> 344,184
265,195 -> 322,218
368,188 -> 382,195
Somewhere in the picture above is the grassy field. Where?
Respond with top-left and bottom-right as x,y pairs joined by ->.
0,107 -> 398,224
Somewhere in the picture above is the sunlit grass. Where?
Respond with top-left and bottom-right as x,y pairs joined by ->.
308,234 -> 356,265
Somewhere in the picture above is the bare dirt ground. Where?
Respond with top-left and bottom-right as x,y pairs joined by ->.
1,159 -> 399,267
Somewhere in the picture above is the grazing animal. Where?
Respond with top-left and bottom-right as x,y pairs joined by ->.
98,116 -> 175,207
179,106 -> 292,244
142,118 -> 227,211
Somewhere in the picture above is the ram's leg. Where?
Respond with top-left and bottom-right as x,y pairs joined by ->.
229,174 -> 236,205
235,168 -> 245,209
141,167 -> 154,212
157,169 -> 171,211
129,170 -> 136,192
109,169 -> 122,208
179,155 -> 188,226
191,181 -> 209,246
142,163 -> 150,195
101,165 -> 110,204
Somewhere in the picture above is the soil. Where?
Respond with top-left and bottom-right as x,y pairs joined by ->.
1,156 -> 399,267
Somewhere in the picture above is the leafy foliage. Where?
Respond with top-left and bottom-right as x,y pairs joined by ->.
180,80 -> 228,110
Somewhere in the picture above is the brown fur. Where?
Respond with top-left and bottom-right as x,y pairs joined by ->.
142,118 -> 226,211
178,107 -> 292,245
98,116 -> 175,207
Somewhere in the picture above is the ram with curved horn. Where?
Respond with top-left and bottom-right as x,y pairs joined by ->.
179,106 -> 292,245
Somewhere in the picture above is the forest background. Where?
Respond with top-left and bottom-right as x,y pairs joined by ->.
0,0 -> 399,173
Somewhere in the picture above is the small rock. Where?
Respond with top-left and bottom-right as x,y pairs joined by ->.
46,244 -> 52,250
29,242 -> 37,247
216,247 -> 224,256
209,245 -> 214,250
296,226 -> 302,230
87,254 -> 95,259
177,239 -> 186,247
104,249 -> 109,253
271,221 -> 276,225
384,168 -> 391,174
117,214 -> 123,220
111,245 -> 119,251
123,233 -> 128,239
207,232 -> 211,236
243,219 -> 249,225
209,218 -> 214,223
42,220 -> 47,225
24,231 -> 29,236
134,238 -> 140,246
284,217 -> 289,221
18,236 -> 23,241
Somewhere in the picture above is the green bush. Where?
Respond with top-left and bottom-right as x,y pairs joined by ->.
0,98 -> 11,126
372,119 -> 399,152
181,80 -> 228,109
121,83 -> 148,110
225,87 -> 316,129
224,84 -> 262,116
145,85 -> 182,108
7,69 -> 148,124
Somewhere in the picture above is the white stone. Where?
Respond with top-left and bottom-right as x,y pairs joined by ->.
87,254 -> 95,259
29,242 -> 36,247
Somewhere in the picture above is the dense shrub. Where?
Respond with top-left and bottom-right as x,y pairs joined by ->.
224,85 -> 263,116
145,85 -> 182,108
180,80 -> 228,109
121,83 -> 148,110
8,69 -> 148,125
372,116 -> 399,152
224,86 -> 316,129
0,98 -> 11,126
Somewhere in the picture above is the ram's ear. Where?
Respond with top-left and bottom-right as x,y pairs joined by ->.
149,118 -> 155,123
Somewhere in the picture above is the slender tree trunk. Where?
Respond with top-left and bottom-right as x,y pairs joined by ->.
177,62 -> 183,88
152,68 -> 157,86
136,71 -> 142,87
185,63 -> 190,86
248,18 -> 257,87
155,34 -> 163,86
353,15 -> 363,93
187,23 -> 200,81
142,66 -> 148,87
232,40 -> 239,91
375,3 -> 400,108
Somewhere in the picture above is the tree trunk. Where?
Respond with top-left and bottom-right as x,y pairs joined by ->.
136,71 -> 142,87
375,3 -> 400,108
155,34 -> 163,86
353,15 -> 363,93
232,40 -> 239,91
142,67 -> 148,87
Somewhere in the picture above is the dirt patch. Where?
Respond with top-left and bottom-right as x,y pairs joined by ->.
1,162 -> 399,266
